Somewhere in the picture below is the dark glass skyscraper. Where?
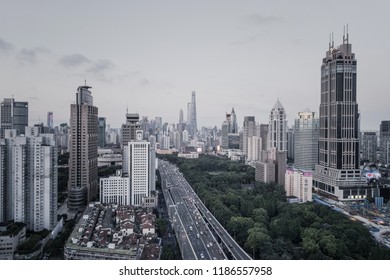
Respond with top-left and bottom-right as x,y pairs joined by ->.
314,32 -> 366,200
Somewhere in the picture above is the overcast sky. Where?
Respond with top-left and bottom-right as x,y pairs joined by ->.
0,1 -> 389,130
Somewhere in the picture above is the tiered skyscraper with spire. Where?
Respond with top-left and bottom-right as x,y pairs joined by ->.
313,31 -> 366,200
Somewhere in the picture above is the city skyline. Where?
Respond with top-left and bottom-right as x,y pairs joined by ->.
0,1 -> 389,130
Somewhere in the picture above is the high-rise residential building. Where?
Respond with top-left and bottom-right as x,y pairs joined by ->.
247,136 -> 262,162
187,91 -> 197,138
0,98 -> 28,138
0,127 -> 57,231
294,110 -> 319,170
98,117 -> 106,148
47,111 -> 53,131
267,99 -> 287,152
243,116 -> 257,157
313,33 -> 366,200
68,84 -> 99,210
285,169 -> 313,203
360,131 -> 377,162
379,121 -> 390,164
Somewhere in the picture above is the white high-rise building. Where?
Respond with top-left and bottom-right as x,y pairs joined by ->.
123,130 -> 152,206
247,136 -> 262,162
0,127 -> 57,231
285,169 -> 313,203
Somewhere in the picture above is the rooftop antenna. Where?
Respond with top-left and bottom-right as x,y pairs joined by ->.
346,24 -> 349,44
329,33 -> 331,50
84,79 -> 87,86
343,25 -> 345,43
332,32 -> 334,48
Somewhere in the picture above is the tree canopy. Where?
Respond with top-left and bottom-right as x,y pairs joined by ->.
159,154 -> 390,259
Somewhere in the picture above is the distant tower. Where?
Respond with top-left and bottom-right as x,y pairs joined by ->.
267,98 -> 287,152
177,109 -> 186,133
0,98 -> 28,138
179,109 -> 184,124
294,110 -> 319,170
68,84 -> 99,210
314,30 -> 366,200
221,113 -> 231,150
188,91 -> 197,138
231,108 -> 237,133
47,111 -> 53,131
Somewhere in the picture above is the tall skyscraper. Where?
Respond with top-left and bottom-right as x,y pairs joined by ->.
179,109 -> 184,124
313,32 -> 365,200
0,98 -> 28,138
68,84 -> 99,210
0,127 -> 57,231
187,91 -> 197,138
379,121 -> 390,164
267,99 -> 287,152
294,110 -> 319,170
231,107 -> 237,133
177,109 -> 186,133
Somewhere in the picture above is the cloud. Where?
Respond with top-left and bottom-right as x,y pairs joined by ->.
59,53 -> 90,67
87,59 -> 114,74
17,47 -> 50,63
0,37 -> 14,53
138,78 -> 150,86
244,13 -> 281,25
